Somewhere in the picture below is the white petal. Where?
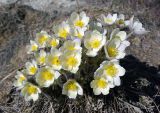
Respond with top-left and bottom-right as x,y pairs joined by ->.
133,21 -> 142,29
77,84 -> 83,95
116,51 -> 126,59
31,93 -> 39,101
106,76 -> 114,83
93,88 -> 101,95
71,67 -> 79,74
67,90 -> 77,99
118,14 -> 125,20
112,14 -> 118,22
117,66 -> 126,76
134,28 -> 148,35
54,71 -> 60,79
118,42 -> 129,52
113,76 -> 121,86
86,50 -> 98,57
101,87 -> 110,95
115,31 -> 127,41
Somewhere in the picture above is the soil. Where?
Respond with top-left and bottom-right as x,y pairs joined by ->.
0,0 -> 160,113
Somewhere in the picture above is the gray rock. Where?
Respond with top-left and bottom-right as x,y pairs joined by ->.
0,0 -> 87,13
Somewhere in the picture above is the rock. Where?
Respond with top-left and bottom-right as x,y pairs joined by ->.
0,0 -> 87,13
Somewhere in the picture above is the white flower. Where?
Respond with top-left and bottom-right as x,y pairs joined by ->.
21,83 -> 41,101
36,66 -> 60,87
68,11 -> 89,29
90,77 -> 112,95
89,22 -> 107,35
99,13 -> 117,25
53,21 -> 70,39
94,60 -> 125,86
70,27 -> 85,39
110,28 -> 127,41
104,29 -> 130,60
26,40 -> 38,54
46,48 -> 62,70
47,35 -> 59,48
60,51 -> 81,73
62,79 -> 83,99
14,71 -> 27,89
25,60 -> 38,75
35,31 -> 49,48
84,30 -> 106,57
116,14 -> 126,27
60,39 -> 82,53
125,16 -> 148,35
35,50 -> 46,65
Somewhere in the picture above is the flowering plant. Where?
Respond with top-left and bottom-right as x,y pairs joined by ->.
13,11 -> 148,101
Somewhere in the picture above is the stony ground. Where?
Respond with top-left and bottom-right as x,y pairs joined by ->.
0,0 -> 160,113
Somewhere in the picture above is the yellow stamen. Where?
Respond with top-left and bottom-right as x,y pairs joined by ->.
29,66 -> 37,75
65,80 -> 77,91
50,56 -> 60,66
67,56 -> 78,67
67,45 -> 75,51
89,39 -> 101,49
31,45 -> 38,51
18,76 -> 26,82
26,85 -> 38,95
38,35 -> 48,44
50,39 -> 58,47
59,29 -> 68,39
107,46 -> 118,57
75,20 -> 84,28
38,56 -> 45,64
105,18 -> 113,23
104,64 -> 118,77
96,79 -> 107,88
117,19 -> 124,25
40,69 -> 54,81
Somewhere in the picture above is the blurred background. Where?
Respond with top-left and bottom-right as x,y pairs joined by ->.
0,0 -> 160,113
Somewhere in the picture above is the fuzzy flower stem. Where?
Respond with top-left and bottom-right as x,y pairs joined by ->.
127,31 -> 134,39
76,0 -> 80,12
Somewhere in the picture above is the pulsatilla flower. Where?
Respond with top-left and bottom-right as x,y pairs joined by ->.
90,77 -> 112,95
94,60 -> 125,86
116,14 -> 126,27
14,71 -> 27,89
21,83 -> 41,101
47,35 -> 59,48
71,27 -> 85,39
26,40 -> 38,54
46,48 -> 62,70
98,13 -> 117,25
53,21 -> 70,39
62,79 -> 83,99
60,51 -> 81,73
35,31 -> 49,48
60,39 -> 82,53
35,50 -> 46,65
84,30 -> 106,57
35,66 -> 60,87
104,29 -> 130,60
68,11 -> 89,29
25,60 -> 38,75
125,16 -> 148,35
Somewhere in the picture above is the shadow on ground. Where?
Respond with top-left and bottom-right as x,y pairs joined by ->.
1,55 -> 159,113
